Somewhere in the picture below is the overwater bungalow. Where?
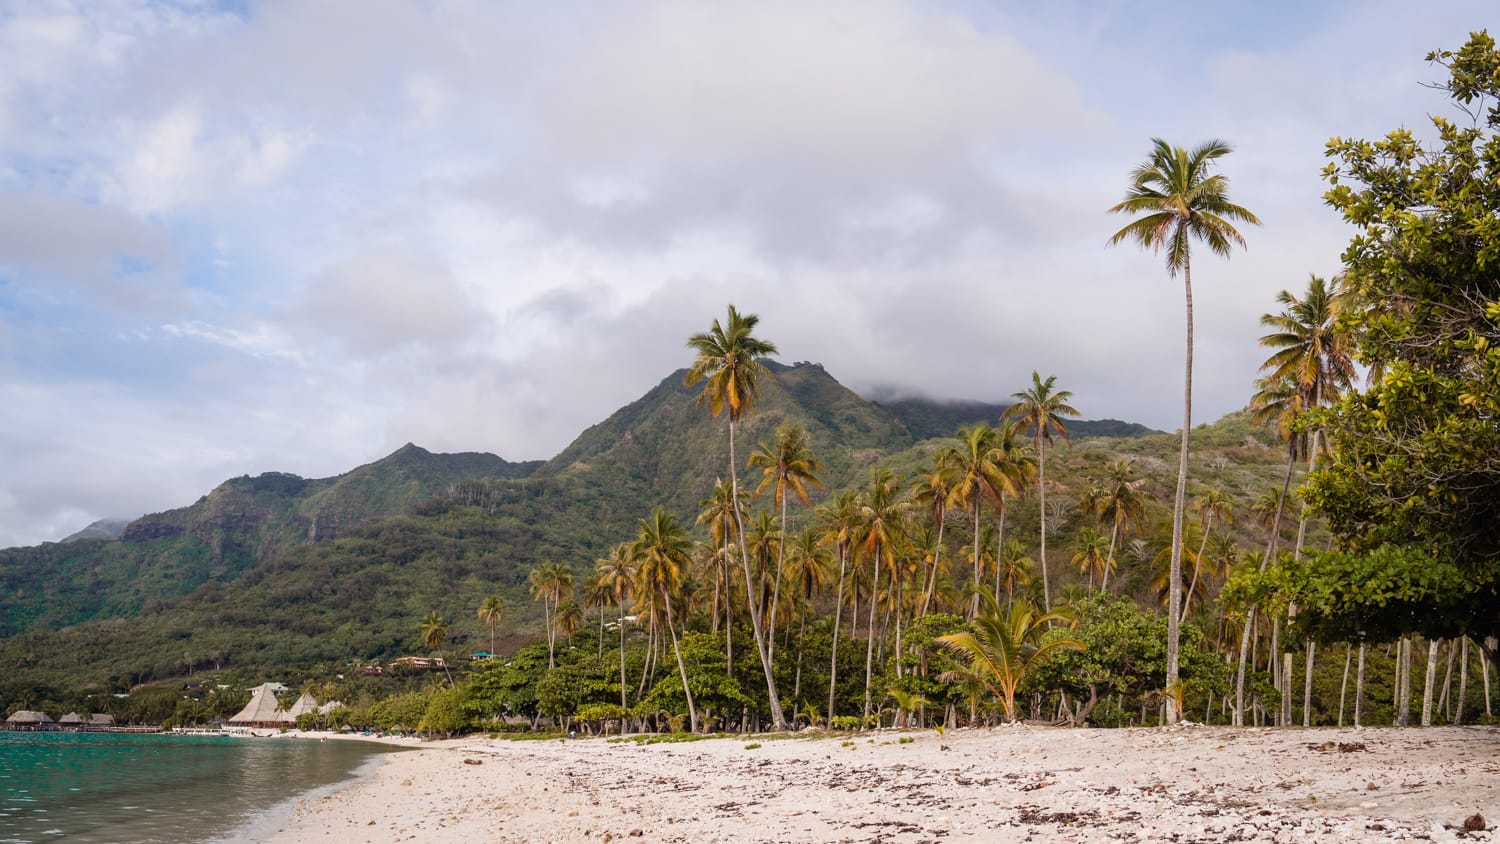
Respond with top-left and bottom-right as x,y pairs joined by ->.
4,710 -> 59,731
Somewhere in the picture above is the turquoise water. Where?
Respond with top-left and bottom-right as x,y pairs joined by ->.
0,732 -> 400,843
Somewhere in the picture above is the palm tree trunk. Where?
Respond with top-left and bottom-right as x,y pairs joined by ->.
1302,640 -> 1316,727
545,597 -> 556,669
1165,257 -> 1194,724
1422,638 -> 1440,726
992,508 -> 1006,606
1185,512 -> 1214,617
728,418 -> 788,730
969,503 -> 982,619
922,516 -> 944,616
828,543 -> 847,723
768,494 -> 789,666
1235,449 -> 1296,724
1398,636 -> 1413,726
619,601 -> 628,710
1102,518 -> 1119,592
863,554 -> 882,726
1038,440 -> 1051,612
663,597 -> 699,733
1457,637 -> 1469,725
1337,643 -> 1351,726
1354,641 -> 1367,727
1439,640 -> 1455,722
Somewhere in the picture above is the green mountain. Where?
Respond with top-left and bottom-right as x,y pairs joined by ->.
875,396 -> 1160,441
7,363 -> 1264,697
0,445 -> 541,638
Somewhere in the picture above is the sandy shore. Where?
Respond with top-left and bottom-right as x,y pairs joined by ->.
259,725 -> 1498,843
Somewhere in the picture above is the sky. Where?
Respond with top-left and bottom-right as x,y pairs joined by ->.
0,0 -> 1492,548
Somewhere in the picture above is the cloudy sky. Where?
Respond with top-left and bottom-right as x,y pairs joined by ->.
0,0 -> 1490,547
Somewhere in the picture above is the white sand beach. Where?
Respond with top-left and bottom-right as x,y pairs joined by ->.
261,725 -> 1498,843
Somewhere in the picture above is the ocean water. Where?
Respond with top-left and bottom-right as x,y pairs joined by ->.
0,731 -> 401,843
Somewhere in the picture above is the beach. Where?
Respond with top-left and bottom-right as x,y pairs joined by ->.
259,725 -> 1497,843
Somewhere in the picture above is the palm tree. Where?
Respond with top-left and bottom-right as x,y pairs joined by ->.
685,305 -> 788,730
937,594 -> 1083,722
749,423 -> 823,665
940,425 -> 1025,619
595,545 -> 636,709
784,526 -> 832,704
419,611 -> 455,686
1003,372 -> 1080,611
1070,528 -> 1111,592
630,507 -> 700,733
1080,459 -> 1149,592
1258,274 -> 1356,560
996,537 -> 1034,604
1107,138 -> 1259,723
1258,273 -> 1355,725
854,467 -> 911,724
1185,487 -> 1233,613
477,595 -> 506,658
528,561 -> 574,669
910,459 -> 954,616
696,478 -> 745,667
817,489 -> 860,723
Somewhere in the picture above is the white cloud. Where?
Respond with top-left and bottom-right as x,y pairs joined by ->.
0,0 -> 1495,547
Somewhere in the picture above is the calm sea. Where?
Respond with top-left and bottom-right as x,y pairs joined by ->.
0,731 -> 401,843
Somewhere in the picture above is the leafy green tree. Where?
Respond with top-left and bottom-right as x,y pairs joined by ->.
1108,138 -> 1259,722
419,685 -> 471,737
1307,31 -> 1500,655
685,305 -> 788,730
1004,372 -> 1080,611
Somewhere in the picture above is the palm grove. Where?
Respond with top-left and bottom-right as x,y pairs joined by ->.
24,34 -> 1500,735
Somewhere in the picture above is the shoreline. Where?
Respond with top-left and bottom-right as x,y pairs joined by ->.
258,724 -> 1498,843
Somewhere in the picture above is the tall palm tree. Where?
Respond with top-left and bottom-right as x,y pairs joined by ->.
595,544 -> 636,709
1258,273 -> 1355,725
1003,372 -> 1080,611
528,561 -> 574,669
696,477 -> 744,668
1258,274 -> 1356,559
1185,487 -> 1233,612
997,537 -> 1034,604
1080,459 -> 1149,592
817,489 -> 860,722
1070,528 -> 1111,592
630,507 -> 700,733
476,595 -> 506,658
1107,138 -> 1259,722
685,305 -> 788,730
419,611 -> 454,687
940,425 -> 1025,619
784,526 -> 832,705
910,458 -> 954,616
750,423 -> 823,665
854,467 -> 910,724
937,594 -> 1083,723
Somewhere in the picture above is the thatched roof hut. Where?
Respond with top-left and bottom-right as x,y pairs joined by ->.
5,710 -> 57,730
59,712 -> 84,725
227,683 -> 288,727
